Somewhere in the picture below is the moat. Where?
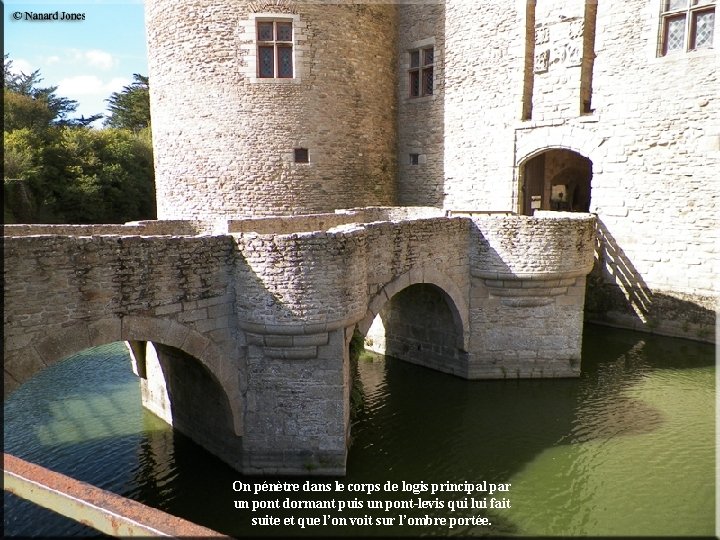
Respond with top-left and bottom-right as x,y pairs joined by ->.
4,324 -> 715,537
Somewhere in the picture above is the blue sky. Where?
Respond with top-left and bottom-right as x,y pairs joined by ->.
4,0 -> 148,126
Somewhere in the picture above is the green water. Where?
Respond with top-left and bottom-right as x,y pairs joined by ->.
3,325 -> 716,537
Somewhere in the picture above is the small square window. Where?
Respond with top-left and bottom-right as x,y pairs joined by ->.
294,148 -> 309,163
409,153 -> 420,165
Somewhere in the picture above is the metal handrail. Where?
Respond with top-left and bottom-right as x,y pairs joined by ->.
4,453 -> 229,537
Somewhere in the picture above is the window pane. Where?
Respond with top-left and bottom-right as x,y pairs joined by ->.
410,50 -> 420,68
278,46 -> 293,77
423,48 -> 434,66
258,22 -> 273,41
423,67 -> 433,96
665,0 -> 687,11
692,0 -> 714,6
693,10 -> 714,48
409,70 -> 420,97
259,46 -> 274,77
666,15 -> 686,51
294,148 -> 308,163
277,22 -> 292,42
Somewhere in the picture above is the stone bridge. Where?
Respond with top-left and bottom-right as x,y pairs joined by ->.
4,207 -> 596,475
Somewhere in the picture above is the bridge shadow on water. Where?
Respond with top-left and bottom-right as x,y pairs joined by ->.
340,323 -> 715,536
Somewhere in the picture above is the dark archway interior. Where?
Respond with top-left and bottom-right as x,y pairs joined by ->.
369,283 -> 468,378
521,149 -> 593,215
148,344 -> 242,470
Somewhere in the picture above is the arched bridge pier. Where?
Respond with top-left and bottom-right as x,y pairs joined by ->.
4,208 -> 596,475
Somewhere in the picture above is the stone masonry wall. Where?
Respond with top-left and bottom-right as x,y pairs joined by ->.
4,210 -> 599,474
530,0 -> 590,119
442,0 -> 524,210
467,212 -> 597,378
396,2 -> 446,207
398,0 -> 717,341
3,234 -> 239,400
583,0 -> 719,341
146,0 -> 398,221
2,221 -> 212,237
233,227 -> 368,330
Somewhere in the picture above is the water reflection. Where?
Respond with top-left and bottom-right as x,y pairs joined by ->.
3,325 -> 715,537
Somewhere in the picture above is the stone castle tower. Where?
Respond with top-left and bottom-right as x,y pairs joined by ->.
146,0 -> 718,342
146,0 -> 398,220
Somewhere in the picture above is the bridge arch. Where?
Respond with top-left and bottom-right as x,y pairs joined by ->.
357,268 -> 470,377
4,315 -> 242,437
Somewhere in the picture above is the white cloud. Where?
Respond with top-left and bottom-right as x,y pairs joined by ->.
54,74 -> 131,127
84,49 -> 116,70
70,48 -> 116,70
45,55 -> 61,65
8,58 -> 35,76
57,75 -> 129,96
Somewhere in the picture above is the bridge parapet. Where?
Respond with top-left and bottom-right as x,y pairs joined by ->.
2,220 -> 215,237
470,211 -> 597,280
464,211 -> 597,379
233,226 -> 369,333
4,208 -> 599,476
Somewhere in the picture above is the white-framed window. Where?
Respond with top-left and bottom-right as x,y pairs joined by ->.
257,19 -> 294,78
241,13 -> 304,84
659,0 -> 715,55
408,46 -> 434,98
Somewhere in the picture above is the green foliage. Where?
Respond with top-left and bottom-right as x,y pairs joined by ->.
3,55 -> 156,224
4,127 -> 156,223
4,128 -> 45,179
4,92 -> 56,131
3,54 -> 101,129
104,74 -> 150,131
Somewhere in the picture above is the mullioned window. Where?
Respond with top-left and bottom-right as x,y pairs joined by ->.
659,0 -> 715,55
257,20 -> 294,78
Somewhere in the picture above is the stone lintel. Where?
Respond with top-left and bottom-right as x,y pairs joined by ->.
239,316 -> 362,336
473,269 -> 589,281
264,346 -> 318,360
488,286 -> 568,297
500,297 -> 555,307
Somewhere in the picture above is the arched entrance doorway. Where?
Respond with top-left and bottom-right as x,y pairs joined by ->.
520,149 -> 592,215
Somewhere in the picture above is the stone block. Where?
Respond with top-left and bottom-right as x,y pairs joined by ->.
88,317 -> 122,346
35,324 -> 90,365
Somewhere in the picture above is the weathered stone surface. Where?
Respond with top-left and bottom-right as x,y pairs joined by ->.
4,211 -> 596,474
5,0 -> 716,477
146,1 -> 397,219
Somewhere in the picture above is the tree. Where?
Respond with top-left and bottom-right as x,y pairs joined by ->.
104,74 -> 150,131
57,127 -> 156,222
3,54 -> 102,129
3,55 -> 155,224
3,91 -> 56,132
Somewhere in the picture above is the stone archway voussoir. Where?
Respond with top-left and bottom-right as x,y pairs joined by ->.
35,325 -> 91,367
121,316 -> 172,343
88,318 -> 122,347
